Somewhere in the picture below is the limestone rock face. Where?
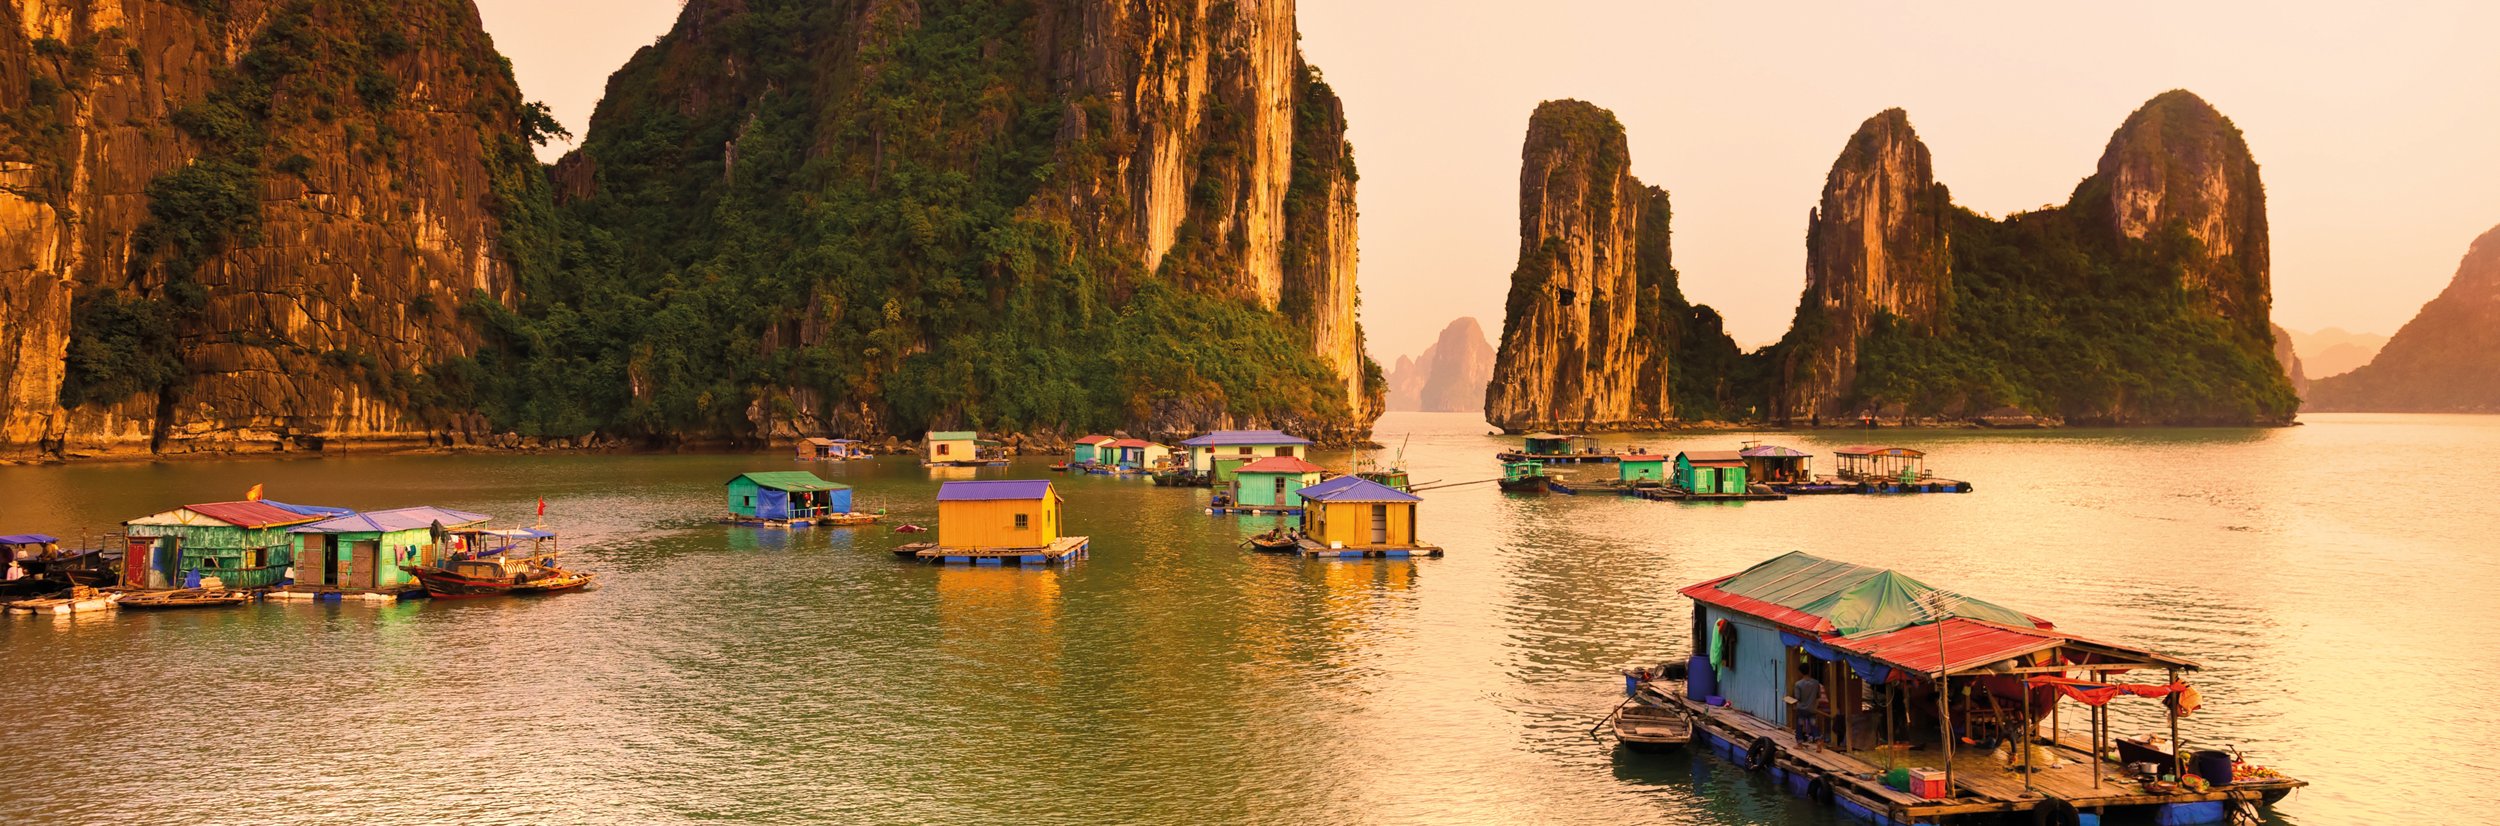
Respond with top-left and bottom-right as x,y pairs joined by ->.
2095,90 -> 2270,336
2271,323 -> 2308,398
1387,317 -> 1494,413
2308,223 -> 2500,411
1,0 -> 541,460
1774,109 -> 1950,422
563,0 -> 1377,441
1485,100 -> 1674,431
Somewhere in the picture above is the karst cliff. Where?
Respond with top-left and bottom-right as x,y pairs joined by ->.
1483,100 -> 1743,431
2307,223 -> 2500,412
1386,317 -> 1494,413
1,0 -> 553,460
1766,90 -> 2296,425
512,0 -> 1380,444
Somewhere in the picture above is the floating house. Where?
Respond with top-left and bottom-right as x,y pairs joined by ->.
1180,430 -> 1313,483
1739,444 -> 1813,485
1618,454 -> 1669,484
1497,432 -> 1619,463
924,431 -> 982,465
725,471 -> 856,526
1103,438 -> 1173,471
797,438 -> 870,460
1835,445 -> 1926,482
1674,551 -> 2301,824
1292,476 -> 1441,558
289,506 -> 491,593
122,500 -> 346,589
1673,451 -> 1748,493
895,479 -> 1089,565
1071,435 -> 1116,465
1227,456 -> 1328,513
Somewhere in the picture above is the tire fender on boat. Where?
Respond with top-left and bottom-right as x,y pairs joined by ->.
1805,775 -> 1835,805
2034,797 -> 2080,826
1745,735 -> 1775,771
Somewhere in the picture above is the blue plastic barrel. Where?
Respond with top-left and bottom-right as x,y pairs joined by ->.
1687,654 -> 1717,700
2154,801 -> 2225,826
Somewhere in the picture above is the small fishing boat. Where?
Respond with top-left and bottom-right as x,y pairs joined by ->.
117,588 -> 254,610
404,557 -> 593,599
1615,703 -> 1692,751
1496,461 -> 1550,493
1243,528 -> 1300,553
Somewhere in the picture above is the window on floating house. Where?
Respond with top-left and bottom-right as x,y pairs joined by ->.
1014,514 -> 1030,530
1279,446 -> 1295,457
939,443 -> 952,455
1239,447 -> 1252,455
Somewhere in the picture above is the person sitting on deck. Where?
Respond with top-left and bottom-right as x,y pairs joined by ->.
1789,665 -> 1827,750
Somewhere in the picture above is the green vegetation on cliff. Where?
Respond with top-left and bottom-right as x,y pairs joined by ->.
1850,205 -> 2297,423
459,0 -> 1366,440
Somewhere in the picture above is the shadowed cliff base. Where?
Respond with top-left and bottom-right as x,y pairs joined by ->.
2306,222 -> 2500,412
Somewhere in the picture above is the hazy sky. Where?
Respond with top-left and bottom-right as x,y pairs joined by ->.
479,1 -> 2500,363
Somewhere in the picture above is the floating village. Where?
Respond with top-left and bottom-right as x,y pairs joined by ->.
1,428 -> 2299,825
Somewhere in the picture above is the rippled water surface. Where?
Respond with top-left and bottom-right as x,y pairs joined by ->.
3,412 -> 2493,824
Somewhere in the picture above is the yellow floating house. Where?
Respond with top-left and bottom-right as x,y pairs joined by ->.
894,479 -> 1089,566
1291,476 -> 1441,558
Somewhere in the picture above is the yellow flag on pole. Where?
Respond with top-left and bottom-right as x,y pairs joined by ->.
246,484 -> 264,501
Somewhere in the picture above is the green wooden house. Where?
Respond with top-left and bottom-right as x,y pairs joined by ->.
122,500 -> 345,589
1618,454 -> 1669,484
291,506 -> 491,592
1071,435 -> 1114,465
1674,451 -> 1749,494
726,472 -> 852,524
1232,456 -> 1327,509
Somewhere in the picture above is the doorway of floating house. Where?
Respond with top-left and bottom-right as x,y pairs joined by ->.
1274,477 -> 1289,505
1370,504 -> 1388,544
349,540 -> 380,589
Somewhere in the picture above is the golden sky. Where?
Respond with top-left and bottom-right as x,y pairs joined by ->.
479,0 -> 2500,362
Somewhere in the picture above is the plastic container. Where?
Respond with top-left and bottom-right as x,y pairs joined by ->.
2188,750 -> 2234,787
1909,769 -> 1947,799
1686,654 -> 1717,700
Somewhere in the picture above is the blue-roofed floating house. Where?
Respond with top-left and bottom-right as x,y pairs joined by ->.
287,506 -> 492,595
1177,430 -> 1313,485
1287,476 -> 1442,559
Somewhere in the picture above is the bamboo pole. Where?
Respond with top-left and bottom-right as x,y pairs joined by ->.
2166,666 -> 2182,779
2022,672 -> 2034,791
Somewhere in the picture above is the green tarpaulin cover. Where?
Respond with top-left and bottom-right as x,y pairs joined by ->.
1711,551 -> 2034,638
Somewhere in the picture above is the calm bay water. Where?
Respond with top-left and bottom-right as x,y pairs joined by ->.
2,412 -> 2493,824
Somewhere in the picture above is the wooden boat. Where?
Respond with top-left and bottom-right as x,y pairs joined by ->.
816,511 -> 884,527
404,557 -> 593,599
1496,461 -> 1550,493
1243,528 -> 1300,553
117,588 -> 254,610
1615,703 -> 1692,751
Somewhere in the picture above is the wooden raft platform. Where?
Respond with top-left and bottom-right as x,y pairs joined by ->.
1635,486 -> 1788,502
1291,537 -> 1442,559
1494,451 -> 1621,464
892,536 -> 1090,566
1674,694 -> 2302,823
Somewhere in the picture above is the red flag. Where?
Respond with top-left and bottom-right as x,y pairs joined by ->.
536,497 -> 547,517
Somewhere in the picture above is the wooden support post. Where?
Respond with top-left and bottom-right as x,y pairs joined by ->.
2021,675 -> 2034,792
1937,672 -> 1954,795
2165,666 -> 2182,778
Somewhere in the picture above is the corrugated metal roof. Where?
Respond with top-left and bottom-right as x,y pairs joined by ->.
1178,429 -> 1312,447
1620,454 -> 1668,462
1298,475 -> 1420,503
1074,435 -> 1115,445
804,437 -> 839,446
260,500 -> 354,517
937,480 -> 1051,501
0,534 -> 58,545
926,431 -> 979,441
294,507 -> 493,535
1836,445 -> 1924,457
1107,438 -> 1157,448
727,472 -> 846,492
1829,618 -> 2068,677
1236,456 -> 1326,474
1738,445 -> 1810,458
132,501 -> 327,529
1678,450 -> 1745,465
